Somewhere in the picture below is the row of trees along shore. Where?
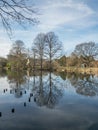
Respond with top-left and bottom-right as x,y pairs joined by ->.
58,42 -> 98,71
6,32 -> 62,71
0,33 -> 98,71
0,1 -> 98,72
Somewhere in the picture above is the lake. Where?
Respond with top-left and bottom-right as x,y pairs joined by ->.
0,70 -> 98,130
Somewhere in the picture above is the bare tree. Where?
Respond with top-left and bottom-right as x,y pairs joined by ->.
32,48 -> 37,70
45,32 -> 62,70
33,33 -> 45,70
73,42 -> 98,67
0,0 -> 38,35
8,40 -> 27,70
10,40 -> 26,55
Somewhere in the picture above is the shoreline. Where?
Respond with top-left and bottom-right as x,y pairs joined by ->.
1,66 -> 98,75
57,67 -> 98,75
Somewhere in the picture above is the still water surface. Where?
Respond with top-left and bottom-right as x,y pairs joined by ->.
0,71 -> 98,130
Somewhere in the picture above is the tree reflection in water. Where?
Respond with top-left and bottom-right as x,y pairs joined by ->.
60,72 -> 98,97
7,71 -> 98,106
1,71 -> 98,129
7,70 -> 63,108
3,70 -> 97,121
7,71 -> 27,98
32,71 -> 63,108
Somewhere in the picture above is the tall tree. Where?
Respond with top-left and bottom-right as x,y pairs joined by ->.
8,40 -> 27,70
10,40 -> 26,55
73,42 -> 98,67
45,32 -> 62,70
0,0 -> 38,35
32,48 -> 37,70
33,33 -> 45,70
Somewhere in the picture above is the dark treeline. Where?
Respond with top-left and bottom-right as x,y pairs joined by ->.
0,35 -> 98,71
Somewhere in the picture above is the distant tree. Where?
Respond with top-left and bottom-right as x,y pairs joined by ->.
10,40 -> 26,55
8,40 -> 27,70
58,55 -> 66,66
33,33 -> 45,70
73,42 -> 98,67
0,0 -> 38,35
45,32 -> 62,70
67,53 -> 79,67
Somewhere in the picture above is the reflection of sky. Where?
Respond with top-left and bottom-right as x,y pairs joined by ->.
0,77 -> 9,92
0,73 -> 98,130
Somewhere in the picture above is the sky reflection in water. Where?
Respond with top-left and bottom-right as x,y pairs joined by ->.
0,71 -> 98,130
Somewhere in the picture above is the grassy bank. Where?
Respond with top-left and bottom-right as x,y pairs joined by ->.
57,67 -> 98,75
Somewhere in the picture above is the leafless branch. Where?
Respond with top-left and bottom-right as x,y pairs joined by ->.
0,0 -> 39,36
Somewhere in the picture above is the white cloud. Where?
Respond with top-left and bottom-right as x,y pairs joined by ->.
0,43 -> 11,58
0,29 -> 38,57
37,0 -> 95,31
0,30 -> 12,57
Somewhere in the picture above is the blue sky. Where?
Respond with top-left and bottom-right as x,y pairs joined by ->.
0,0 -> 98,57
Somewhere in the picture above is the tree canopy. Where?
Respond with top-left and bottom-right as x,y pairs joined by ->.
73,42 -> 98,67
7,40 -> 27,70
